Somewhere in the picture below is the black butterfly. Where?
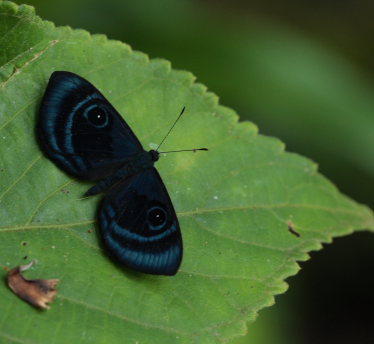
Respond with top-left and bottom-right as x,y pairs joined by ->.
38,71 -> 183,275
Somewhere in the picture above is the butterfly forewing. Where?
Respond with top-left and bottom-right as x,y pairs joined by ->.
38,71 -> 144,180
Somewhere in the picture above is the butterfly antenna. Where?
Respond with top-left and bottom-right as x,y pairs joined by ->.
159,148 -> 208,154
156,106 -> 186,152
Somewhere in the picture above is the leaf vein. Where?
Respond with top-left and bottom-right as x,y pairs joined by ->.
191,215 -> 294,252
58,294 -> 189,336
178,203 -> 365,217
0,220 -> 94,232
0,154 -> 41,202
0,39 -> 59,88
25,180 -> 75,225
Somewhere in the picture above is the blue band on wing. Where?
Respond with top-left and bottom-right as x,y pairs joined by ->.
98,168 -> 182,275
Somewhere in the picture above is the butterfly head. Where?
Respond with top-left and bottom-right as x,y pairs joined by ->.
149,149 -> 160,162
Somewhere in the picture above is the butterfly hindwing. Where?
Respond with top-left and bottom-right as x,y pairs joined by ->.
99,168 -> 183,275
38,71 -> 144,180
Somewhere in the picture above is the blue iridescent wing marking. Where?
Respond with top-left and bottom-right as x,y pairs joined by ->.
38,71 -> 144,180
99,168 -> 182,275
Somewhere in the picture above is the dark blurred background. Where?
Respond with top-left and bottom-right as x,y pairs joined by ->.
14,0 -> 374,342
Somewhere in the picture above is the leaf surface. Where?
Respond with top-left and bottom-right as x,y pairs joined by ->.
0,2 -> 373,343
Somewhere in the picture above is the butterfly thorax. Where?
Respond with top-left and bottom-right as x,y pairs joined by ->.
84,150 -> 159,197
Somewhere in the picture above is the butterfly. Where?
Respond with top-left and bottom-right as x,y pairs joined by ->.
38,71 -> 185,275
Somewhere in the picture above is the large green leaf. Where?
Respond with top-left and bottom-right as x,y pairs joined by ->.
0,2 -> 373,343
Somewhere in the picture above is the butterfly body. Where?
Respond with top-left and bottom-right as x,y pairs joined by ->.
84,150 -> 159,196
38,71 -> 182,275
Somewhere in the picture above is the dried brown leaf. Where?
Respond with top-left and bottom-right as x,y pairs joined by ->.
7,260 -> 60,309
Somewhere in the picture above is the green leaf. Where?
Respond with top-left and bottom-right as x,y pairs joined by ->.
0,2 -> 373,343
